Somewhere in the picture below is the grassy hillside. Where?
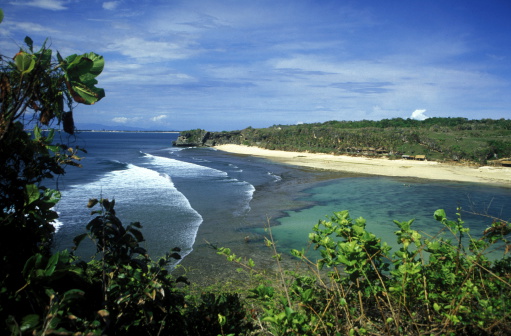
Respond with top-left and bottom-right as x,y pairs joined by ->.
177,118 -> 511,165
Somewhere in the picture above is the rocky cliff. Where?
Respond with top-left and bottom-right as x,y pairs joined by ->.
173,129 -> 246,147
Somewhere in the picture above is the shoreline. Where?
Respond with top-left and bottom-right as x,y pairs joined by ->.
215,144 -> 511,187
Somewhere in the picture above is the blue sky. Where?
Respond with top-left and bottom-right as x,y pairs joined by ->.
1,0 -> 510,131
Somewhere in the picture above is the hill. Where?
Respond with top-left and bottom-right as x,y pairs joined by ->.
175,117 -> 511,165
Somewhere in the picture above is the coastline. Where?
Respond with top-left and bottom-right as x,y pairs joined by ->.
178,145 -> 511,286
215,144 -> 511,187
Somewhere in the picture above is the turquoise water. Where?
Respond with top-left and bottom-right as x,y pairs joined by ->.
266,176 -> 511,259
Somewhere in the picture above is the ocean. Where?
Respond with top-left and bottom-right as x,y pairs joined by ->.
52,132 -> 511,270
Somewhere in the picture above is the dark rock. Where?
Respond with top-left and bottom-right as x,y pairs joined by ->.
173,129 -> 245,147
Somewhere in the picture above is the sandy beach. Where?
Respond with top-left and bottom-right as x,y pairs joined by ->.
216,144 -> 511,186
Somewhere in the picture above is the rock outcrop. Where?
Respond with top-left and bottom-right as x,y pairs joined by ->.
173,129 -> 245,147
173,129 -> 210,147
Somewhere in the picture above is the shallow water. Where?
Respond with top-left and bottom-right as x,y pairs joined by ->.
265,176 -> 511,260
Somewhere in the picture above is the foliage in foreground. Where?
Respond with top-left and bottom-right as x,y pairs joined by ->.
217,209 -> 511,335
6,198 -> 252,335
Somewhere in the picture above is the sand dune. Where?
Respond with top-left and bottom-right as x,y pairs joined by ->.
215,144 -> 511,186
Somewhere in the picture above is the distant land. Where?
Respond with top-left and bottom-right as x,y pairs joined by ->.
24,121 -> 179,132
76,123 -> 179,132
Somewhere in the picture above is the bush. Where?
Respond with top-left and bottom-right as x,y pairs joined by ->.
219,209 -> 511,335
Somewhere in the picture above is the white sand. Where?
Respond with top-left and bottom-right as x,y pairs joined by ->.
215,144 -> 511,186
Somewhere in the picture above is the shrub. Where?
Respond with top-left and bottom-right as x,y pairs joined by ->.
220,209 -> 511,335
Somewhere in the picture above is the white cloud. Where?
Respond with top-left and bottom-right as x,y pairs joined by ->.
410,109 -> 429,120
108,37 -> 197,62
103,1 -> 120,11
12,22 -> 58,34
112,116 -> 143,124
151,115 -> 168,122
112,117 -> 129,123
12,0 -> 67,11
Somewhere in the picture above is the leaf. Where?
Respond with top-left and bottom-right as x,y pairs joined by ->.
169,252 -> 181,260
0,9 -> 4,24
20,314 -> 40,332
434,209 -> 446,222
97,309 -> 109,318
133,247 -> 147,255
33,124 -> 41,139
63,53 -> 105,105
65,55 -> 93,77
70,81 -> 105,104
26,184 -> 40,205
22,253 -> 44,278
56,50 -> 65,64
128,227 -> 144,242
14,51 -> 35,74
24,36 -> 34,52
87,198 -> 99,208
175,276 -> 190,284
34,47 -> 52,67
45,252 -> 60,277
62,289 -> 85,302
130,221 -> 142,228
82,52 -> 105,76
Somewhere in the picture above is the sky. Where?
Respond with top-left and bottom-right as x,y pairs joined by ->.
1,0 -> 511,131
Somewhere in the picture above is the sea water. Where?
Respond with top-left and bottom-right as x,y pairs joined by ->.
52,132 -> 511,263
52,132 -> 282,259
269,176 -> 511,260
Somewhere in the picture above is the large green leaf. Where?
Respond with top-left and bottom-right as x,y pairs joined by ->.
26,184 -> 40,205
83,52 -> 105,76
65,55 -> 93,79
68,80 -> 105,104
14,51 -> 35,74
62,52 -> 105,105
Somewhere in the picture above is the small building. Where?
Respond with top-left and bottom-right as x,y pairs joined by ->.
415,155 -> 426,161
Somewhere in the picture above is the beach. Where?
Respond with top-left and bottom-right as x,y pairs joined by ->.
215,144 -> 511,186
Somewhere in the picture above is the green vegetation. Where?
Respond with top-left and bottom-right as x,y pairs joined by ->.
179,118 -> 511,164
2,10 -> 510,335
216,209 -> 511,335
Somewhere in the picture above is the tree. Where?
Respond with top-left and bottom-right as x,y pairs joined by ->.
0,10 -> 106,331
